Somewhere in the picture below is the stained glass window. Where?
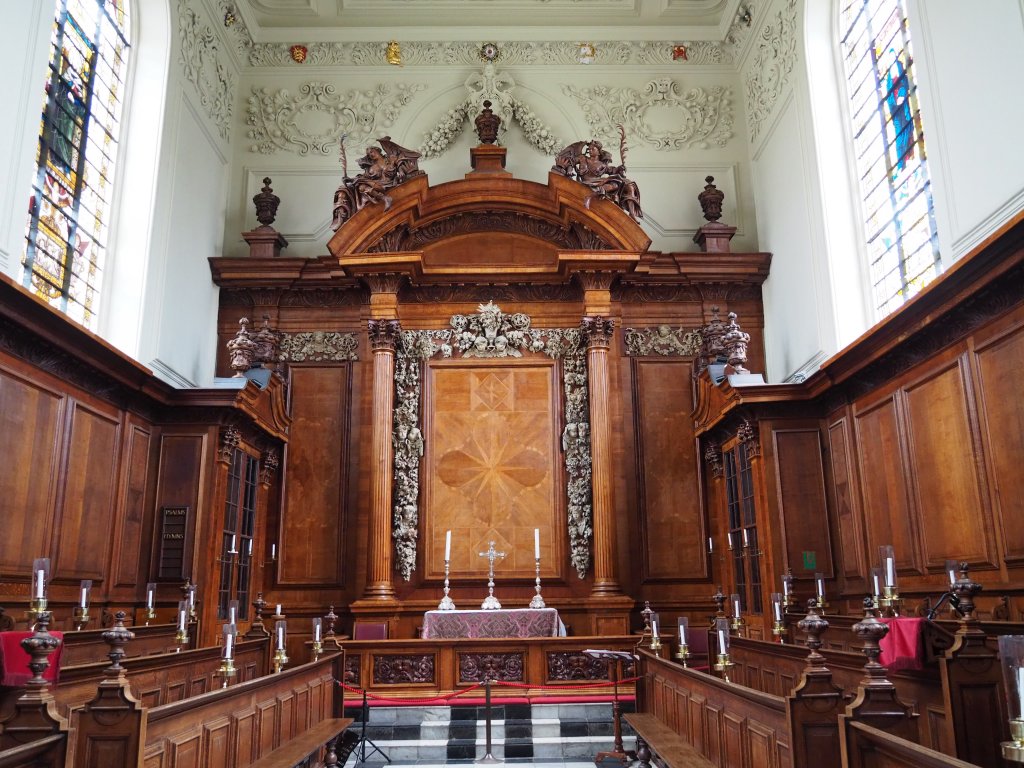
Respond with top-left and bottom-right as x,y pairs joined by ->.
839,0 -> 941,317
23,0 -> 130,329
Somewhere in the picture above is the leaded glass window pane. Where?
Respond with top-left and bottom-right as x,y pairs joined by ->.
839,0 -> 941,317
23,0 -> 130,328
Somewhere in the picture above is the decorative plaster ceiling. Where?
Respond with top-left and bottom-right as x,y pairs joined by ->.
237,0 -> 747,41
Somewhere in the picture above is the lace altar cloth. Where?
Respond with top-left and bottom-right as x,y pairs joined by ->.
422,608 -> 565,639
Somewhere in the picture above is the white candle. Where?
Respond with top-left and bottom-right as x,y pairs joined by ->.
271,543 -> 276,559
885,556 -> 896,587
947,567 -> 957,587
773,599 -> 782,622
872,571 -> 881,596
742,529 -> 749,547
80,588 -> 88,609
718,628 -> 727,653
277,625 -> 285,651
727,533 -> 733,551
534,528 -> 540,560
229,605 -> 237,625
247,538 -> 253,556
707,537 -> 713,553
1017,666 -> 1024,718
276,604 -> 282,616
444,530 -> 451,562
314,622 -> 321,643
783,578 -> 791,597
35,569 -> 45,599
147,588 -> 154,609
651,618 -> 658,638
733,596 -> 741,616
225,632 -> 234,660
230,534 -> 237,553
679,623 -> 687,644
816,577 -> 825,599
178,609 -> 186,631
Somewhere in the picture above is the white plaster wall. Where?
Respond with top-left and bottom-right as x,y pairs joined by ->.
0,3 -> 55,279
225,61 -> 757,260
909,0 -> 1024,259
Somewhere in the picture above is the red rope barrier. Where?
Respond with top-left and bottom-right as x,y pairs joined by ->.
339,676 -> 640,702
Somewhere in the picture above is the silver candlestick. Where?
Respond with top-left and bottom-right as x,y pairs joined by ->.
438,559 -> 456,610
529,558 -> 546,608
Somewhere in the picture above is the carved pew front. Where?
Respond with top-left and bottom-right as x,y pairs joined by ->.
842,721 -> 979,768
59,622 -> 192,666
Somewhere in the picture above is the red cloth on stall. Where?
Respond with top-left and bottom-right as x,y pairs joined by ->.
879,617 -> 925,671
0,631 -> 64,686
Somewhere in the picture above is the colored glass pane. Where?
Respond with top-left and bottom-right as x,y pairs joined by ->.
23,0 -> 130,328
840,0 -> 941,316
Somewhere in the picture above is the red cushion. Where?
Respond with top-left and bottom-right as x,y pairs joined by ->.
0,631 -> 64,687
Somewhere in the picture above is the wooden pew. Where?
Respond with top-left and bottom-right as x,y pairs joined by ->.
624,712 -> 715,768
59,622 -> 192,666
842,721 -> 979,768
0,734 -> 65,768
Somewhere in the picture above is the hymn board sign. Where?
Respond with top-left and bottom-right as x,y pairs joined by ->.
157,506 -> 190,579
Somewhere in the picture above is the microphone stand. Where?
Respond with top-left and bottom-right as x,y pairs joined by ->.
925,591 -> 962,621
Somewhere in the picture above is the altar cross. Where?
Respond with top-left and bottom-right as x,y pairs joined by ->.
478,541 -> 506,610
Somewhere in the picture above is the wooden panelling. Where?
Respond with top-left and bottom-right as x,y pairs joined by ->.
902,356 -> 992,568
279,365 -> 349,585
0,365 -> 63,570
633,358 -> 705,582
772,428 -> 833,579
854,395 -> 919,574
971,318 -> 1024,563
842,722 -> 975,768
424,361 -> 561,580
55,401 -> 121,579
114,422 -> 154,587
827,417 -> 865,580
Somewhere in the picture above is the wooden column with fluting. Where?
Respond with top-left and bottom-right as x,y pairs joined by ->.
362,317 -> 401,600
582,314 -> 622,596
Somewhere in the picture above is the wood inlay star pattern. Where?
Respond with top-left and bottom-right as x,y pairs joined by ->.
428,365 -> 559,579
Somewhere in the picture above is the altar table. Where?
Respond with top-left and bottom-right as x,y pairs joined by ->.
421,608 -> 565,639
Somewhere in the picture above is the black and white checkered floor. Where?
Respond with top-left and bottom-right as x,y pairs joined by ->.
343,701 -> 637,766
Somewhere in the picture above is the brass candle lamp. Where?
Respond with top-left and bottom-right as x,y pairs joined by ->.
781,569 -> 794,610
311,617 -> 323,660
713,618 -> 734,682
729,593 -> 745,636
174,600 -> 189,651
649,612 -> 662,657
218,624 -> 238,687
878,545 -> 901,617
998,631 -> 1024,760
27,557 -> 50,629
272,620 -> 289,673
770,592 -> 785,642
675,617 -> 691,667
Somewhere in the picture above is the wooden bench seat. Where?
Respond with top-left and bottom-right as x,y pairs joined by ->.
624,713 -> 715,768
249,717 -> 354,768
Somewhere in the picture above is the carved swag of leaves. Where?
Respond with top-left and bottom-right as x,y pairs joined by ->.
392,302 -> 593,581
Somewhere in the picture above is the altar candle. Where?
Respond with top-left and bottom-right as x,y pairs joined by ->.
277,624 -> 285,651
534,528 -> 540,560
35,569 -> 45,599
225,631 -> 234,660
885,555 -> 896,587
444,530 -> 451,562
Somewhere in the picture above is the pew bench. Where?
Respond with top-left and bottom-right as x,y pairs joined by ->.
249,718 -> 354,768
624,713 -> 715,768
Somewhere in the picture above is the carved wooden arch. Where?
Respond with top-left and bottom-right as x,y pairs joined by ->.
327,171 -> 651,280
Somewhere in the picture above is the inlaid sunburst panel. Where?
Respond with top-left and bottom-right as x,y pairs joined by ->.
424,360 -> 561,580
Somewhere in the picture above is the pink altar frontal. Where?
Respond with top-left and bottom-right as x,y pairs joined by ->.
422,608 -> 565,639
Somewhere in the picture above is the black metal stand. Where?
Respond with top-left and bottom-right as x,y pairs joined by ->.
475,677 -> 501,764
594,659 -> 634,765
354,690 -> 389,764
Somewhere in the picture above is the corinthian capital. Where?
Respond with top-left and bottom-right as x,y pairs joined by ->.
367,319 -> 402,351
581,315 -> 615,348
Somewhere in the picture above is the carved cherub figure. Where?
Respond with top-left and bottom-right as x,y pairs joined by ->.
331,136 -> 423,229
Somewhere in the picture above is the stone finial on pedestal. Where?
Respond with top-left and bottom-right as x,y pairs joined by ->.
693,175 -> 736,252
227,318 -> 257,377
102,611 -> 135,677
798,598 -> 829,667
0,611 -> 67,749
722,311 -> 751,374
243,177 -> 289,258
468,100 -> 510,176
700,306 -> 727,372
712,586 -> 727,624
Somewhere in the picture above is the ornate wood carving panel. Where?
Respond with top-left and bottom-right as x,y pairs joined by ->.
56,401 -> 120,579
853,395 -> 919,574
0,365 -> 62,571
902,355 -> 993,567
458,652 -> 525,683
279,364 -> 350,585
973,320 -> 1024,562
372,653 -> 435,685
424,361 -> 561,580
546,651 -> 607,681
633,358 -> 705,582
828,416 -> 866,580
772,428 -> 834,579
